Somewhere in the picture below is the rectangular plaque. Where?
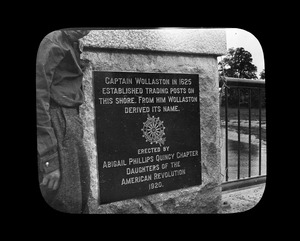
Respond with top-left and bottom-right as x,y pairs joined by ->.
93,71 -> 201,204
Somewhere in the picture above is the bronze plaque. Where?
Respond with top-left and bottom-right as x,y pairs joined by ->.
93,71 -> 201,204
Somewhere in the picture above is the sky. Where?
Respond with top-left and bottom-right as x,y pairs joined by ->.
219,28 -> 265,77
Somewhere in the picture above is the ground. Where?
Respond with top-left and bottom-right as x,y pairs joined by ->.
221,183 -> 265,213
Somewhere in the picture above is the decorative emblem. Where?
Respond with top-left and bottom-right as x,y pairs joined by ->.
141,114 -> 166,146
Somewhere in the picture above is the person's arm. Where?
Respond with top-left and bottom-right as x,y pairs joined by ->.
36,37 -> 63,175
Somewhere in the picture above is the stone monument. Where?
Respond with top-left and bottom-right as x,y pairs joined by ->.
78,28 -> 226,213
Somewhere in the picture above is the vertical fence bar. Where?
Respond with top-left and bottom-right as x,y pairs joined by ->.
259,88 -> 262,175
248,88 -> 252,178
222,78 -> 266,189
237,88 -> 240,180
225,87 -> 229,181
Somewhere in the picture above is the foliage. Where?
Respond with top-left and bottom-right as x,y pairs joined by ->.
219,47 -> 265,108
219,47 -> 258,79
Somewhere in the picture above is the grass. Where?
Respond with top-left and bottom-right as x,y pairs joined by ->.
220,107 -> 267,141
228,125 -> 267,141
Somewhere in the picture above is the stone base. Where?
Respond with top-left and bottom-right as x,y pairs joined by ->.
87,184 -> 221,214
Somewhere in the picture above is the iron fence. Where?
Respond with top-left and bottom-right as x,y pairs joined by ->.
220,77 -> 266,191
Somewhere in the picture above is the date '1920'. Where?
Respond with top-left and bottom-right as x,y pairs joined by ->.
149,181 -> 164,190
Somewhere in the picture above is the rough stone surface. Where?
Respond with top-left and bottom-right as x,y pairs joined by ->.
80,51 -> 222,213
79,30 -> 225,213
80,29 -> 226,56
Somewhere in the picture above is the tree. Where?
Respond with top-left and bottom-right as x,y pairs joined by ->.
219,47 -> 258,79
218,48 -> 264,108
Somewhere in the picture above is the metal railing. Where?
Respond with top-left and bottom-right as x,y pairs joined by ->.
220,77 -> 266,191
